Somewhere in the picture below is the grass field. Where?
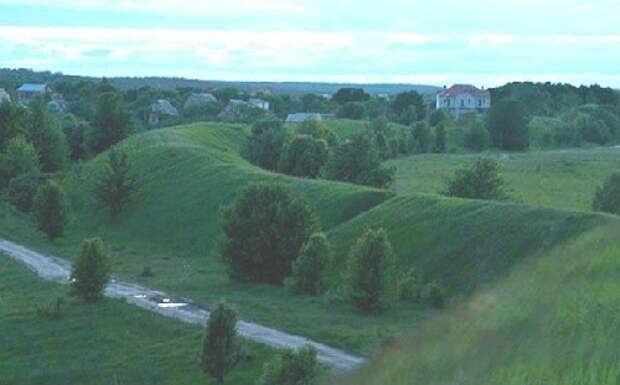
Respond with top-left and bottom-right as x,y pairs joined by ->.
0,257 -> 275,385
338,221 -> 620,385
388,148 -> 620,212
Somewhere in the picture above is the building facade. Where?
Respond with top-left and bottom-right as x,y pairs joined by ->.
436,84 -> 491,118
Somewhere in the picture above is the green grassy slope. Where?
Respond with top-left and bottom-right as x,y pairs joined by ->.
0,257 -> 274,385
338,221 -> 620,385
323,119 -> 410,139
388,148 -> 620,212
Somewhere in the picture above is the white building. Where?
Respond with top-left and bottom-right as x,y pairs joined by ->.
248,98 -> 270,111
436,84 -> 491,118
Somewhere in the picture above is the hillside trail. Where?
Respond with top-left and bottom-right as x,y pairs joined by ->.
0,239 -> 364,371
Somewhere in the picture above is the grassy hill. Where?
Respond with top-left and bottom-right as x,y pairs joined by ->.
338,221 -> 620,385
0,257 -> 274,385
323,119 -> 410,139
388,148 -> 620,212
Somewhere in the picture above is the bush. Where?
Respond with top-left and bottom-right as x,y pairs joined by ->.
257,345 -> 319,385
71,238 -> 110,302
221,182 -> 319,285
33,180 -> 68,240
420,281 -> 445,308
296,118 -> 339,147
247,122 -> 289,171
592,172 -> 620,215
337,102 -> 366,120
464,120 -> 491,151
202,302 -> 240,384
444,157 -> 508,200
7,172 -> 46,212
346,228 -> 396,314
292,233 -> 330,295
397,268 -> 419,302
95,148 -> 135,216
36,297 -> 65,321
412,121 -> 433,153
278,135 -> 329,178
0,136 -> 40,188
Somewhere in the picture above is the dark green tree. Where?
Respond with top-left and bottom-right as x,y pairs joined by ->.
346,228 -> 396,314
0,101 -> 26,149
332,88 -> 370,104
412,121 -> 433,153
202,302 -> 240,384
0,136 -> 40,188
62,115 -> 90,160
26,99 -> 68,172
592,172 -> 620,215
487,100 -> 529,150
87,92 -> 133,154
337,102 -> 366,120
257,345 -> 319,385
221,182 -> 319,285
444,157 -> 508,200
296,118 -> 339,147
391,91 -> 426,122
247,120 -> 289,171
429,109 -> 448,127
278,135 -> 329,178
292,233 -> 330,295
7,172 -> 45,212
434,124 -> 447,153
465,120 -> 491,151
96,148 -> 135,216
71,238 -> 110,302
33,180 -> 68,240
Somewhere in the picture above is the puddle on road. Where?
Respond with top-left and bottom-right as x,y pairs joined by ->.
133,294 -> 188,309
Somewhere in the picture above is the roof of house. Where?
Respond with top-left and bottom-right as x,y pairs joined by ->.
438,84 -> 490,98
285,113 -> 323,123
17,83 -> 47,93
151,99 -> 179,116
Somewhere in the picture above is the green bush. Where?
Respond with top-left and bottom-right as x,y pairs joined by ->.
95,148 -> 135,216
397,268 -> 419,302
346,228 -> 396,314
33,180 -> 68,240
71,238 -> 110,302
0,136 -> 40,188
257,345 -> 318,385
444,157 -> 509,201
221,182 -> 319,285
292,233 -> 330,295
247,121 -> 289,171
202,302 -> 240,384
7,171 -> 46,212
592,172 -> 620,215
420,281 -> 445,308
26,99 -> 68,172
278,135 -> 329,178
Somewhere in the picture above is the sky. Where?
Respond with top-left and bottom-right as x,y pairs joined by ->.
0,0 -> 619,87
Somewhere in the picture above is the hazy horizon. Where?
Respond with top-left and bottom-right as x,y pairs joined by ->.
1,0 -> 619,88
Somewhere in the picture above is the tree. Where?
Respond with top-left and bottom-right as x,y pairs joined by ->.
487,100 -> 529,150
434,124 -> 447,153
292,233 -> 330,295
221,182 -> 319,285
391,91 -> 426,122
464,120 -> 491,151
429,109 -> 448,127
96,148 -> 135,216
332,88 -> 369,104
444,157 -> 508,200
0,101 -> 26,149
62,115 -> 90,160
202,302 -> 239,384
0,136 -> 40,188
8,172 -> 45,212
247,121 -> 289,171
26,99 -> 68,172
592,172 -> 620,215
412,121 -> 433,153
33,180 -> 68,240
278,135 -> 329,178
337,102 -> 366,120
324,131 -> 394,188
296,118 -> 339,147
71,238 -> 110,302
346,228 -> 396,314
87,92 -> 133,154
257,345 -> 318,385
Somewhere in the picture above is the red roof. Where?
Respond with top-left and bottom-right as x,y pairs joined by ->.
438,84 -> 490,98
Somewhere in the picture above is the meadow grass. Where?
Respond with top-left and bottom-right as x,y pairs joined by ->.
0,258 -> 275,385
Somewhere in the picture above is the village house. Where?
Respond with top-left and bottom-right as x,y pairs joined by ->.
148,99 -> 179,126
183,92 -> 218,114
248,98 -> 270,111
436,84 -> 491,118
17,83 -> 49,105
47,93 -> 69,114
0,88 -> 10,103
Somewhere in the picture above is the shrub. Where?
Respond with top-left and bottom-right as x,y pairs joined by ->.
346,228 -> 396,314
71,238 -> 110,302
257,345 -> 319,385
337,102 -> 366,120
202,302 -> 239,384
420,281 -> 445,308
296,118 -> 339,147
247,122 -> 289,171
292,233 -> 330,295
397,268 -> 419,302
221,182 -> 319,285
444,157 -> 508,201
33,180 -> 68,240
412,121 -> 433,153
278,135 -> 329,178
36,297 -> 65,321
7,172 -> 46,212
95,148 -> 135,216
0,136 -> 40,188
464,120 -> 491,151
592,172 -> 620,215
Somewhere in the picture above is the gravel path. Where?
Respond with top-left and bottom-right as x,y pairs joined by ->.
0,239 -> 365,371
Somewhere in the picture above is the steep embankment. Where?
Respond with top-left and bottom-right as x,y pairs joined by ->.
337,221 -> 620,385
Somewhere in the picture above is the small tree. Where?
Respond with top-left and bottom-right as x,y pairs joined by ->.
592,172 -> 620,215
434,124 -> 447,153
412,121 -> 433,153
8,172 -> 45,212
278,135 -> 329,178
0,136 -> 40,188
33,180 -> 68,240
292,233 -> 330,295
87,92 -> 133,154
221,182 -> 319,285
257,345 -> 319,385
96,148 -> 135,216
0,100 -> 27,149
487,99 -> 529,150
465,120 -> 491,151
247,121 -> 289,171
202,302 -> 239,384
346,228 -> 396,314
444,157 -> 508,200
71,238 -> 110,302
26,99 -> 68,172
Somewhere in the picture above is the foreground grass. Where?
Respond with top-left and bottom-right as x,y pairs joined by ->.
388,147 -> 620,212
0,258 -> 275,385
337,221 -> 620,385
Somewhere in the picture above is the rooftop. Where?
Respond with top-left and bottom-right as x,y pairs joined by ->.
17,83 -> 47,93
438,84 -> 490,98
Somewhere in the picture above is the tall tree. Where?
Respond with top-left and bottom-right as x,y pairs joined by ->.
0,101 -> 26,149
96,148 -> 135,216
0,136 -> 40,188
202,302 -> 239,384
33,180 -> 68,240
434,124 -> 447,153
278,135 -> 329,178
26,99 -> 68,172
87,92 -> 133,154
444,157 -> 509,200
71,238 -> 110,303
292,232 -> 330,295
332,88 -> 369,104
391,91 -> 426,122
487,99 -> 529,150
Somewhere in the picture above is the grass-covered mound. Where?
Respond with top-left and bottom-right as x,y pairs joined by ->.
328,193 -> 609,296
323,119 -> 410,139
0,257 -> 274,385
339,221 -> 620,385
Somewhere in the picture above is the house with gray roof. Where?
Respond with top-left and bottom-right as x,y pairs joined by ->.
47,94 -> 70,114
0,88 -> 10,103
183,93 -> 218,114
148,99 -> 179,126
285,113 -> 326,124
17,83 -> 49,105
